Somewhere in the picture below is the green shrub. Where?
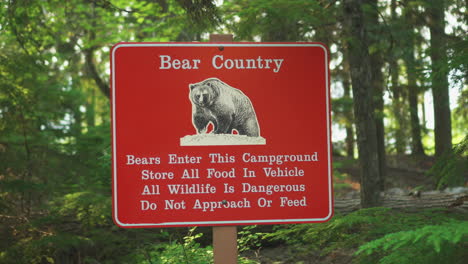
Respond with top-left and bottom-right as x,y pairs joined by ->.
356,220 -> 468,264
263,208 -> 467,262
428,135 -> 467,189
130,227 -> 258,264
129,227 -> 213,264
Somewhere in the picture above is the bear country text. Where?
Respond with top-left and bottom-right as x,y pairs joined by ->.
158,55 -> 285,73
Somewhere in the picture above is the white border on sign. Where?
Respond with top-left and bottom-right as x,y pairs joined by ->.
111,43 -> 332,227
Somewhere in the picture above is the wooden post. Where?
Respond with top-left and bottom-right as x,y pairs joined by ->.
213,226 -> 238,264
209,33 -> 238,264
209,34 -> 234,42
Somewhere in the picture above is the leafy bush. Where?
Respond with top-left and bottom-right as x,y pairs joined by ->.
263,208 -> 467,262
129,227 -> 258,264
131,227 -> 213,264
428,135 -> 467,189
356,220 -> 468,264
238,225 -> 263,253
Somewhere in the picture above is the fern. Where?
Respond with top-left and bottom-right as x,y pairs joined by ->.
356,220 -> 468,264
262,208 -> 466,262
427,135 -> 467,189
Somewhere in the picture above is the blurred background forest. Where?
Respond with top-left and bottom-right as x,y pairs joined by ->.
0,0 -> 466,263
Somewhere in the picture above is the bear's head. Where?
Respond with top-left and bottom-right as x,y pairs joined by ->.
189,79 -> 219,107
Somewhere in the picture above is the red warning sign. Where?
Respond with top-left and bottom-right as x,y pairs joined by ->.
111,43 -> 333,228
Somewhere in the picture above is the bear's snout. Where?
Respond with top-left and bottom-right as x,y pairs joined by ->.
197,94 -> 210,105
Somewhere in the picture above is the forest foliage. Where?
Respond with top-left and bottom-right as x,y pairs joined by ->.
0,0 -> 467,263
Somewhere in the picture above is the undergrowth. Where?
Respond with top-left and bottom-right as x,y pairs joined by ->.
356,220 -> 468,264
2,206 -> 465,263
129,227 -> 256,264
427,135 -> 467,189
131,227 -> 213,264
254,207 -> 467,263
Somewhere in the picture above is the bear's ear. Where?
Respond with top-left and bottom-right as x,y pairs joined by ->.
189,84 -> 196,90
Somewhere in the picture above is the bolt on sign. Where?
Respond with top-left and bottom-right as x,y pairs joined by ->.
111,43 -> 333,228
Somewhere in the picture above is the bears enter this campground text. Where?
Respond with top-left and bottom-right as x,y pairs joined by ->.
126,152 -> 319,212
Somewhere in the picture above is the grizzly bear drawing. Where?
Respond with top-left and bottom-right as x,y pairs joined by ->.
189,78 -> 260,137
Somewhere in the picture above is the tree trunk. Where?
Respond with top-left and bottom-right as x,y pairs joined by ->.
391,65 -> 409,155
343,0 -> 382,207
407,64 -> 425,155
86,88 -> 96,128
343,67 -> 355,158
366,0 -> 386,191
335,192 -> 468,214
390,0 -> 408,155
339,27 -> 355,158
404,0 -> 425,155
84,2 -> 110,100
428,0 -> 452,157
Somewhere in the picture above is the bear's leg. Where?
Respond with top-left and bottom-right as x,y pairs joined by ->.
213,114 -> 233,134
237,118 -> 260,137
193,114 -> 210,134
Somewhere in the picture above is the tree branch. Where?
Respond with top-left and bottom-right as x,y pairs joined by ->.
84,48 -> 110,99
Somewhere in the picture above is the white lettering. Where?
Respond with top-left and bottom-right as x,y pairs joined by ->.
279,196 -> 307,207
212,55 -> 223,69
141,170 -> 174,180
164,200 -> 186,210
206,168 -> 236,179
211,55 -> 284,72
126,155 -> 160,165
141,200 -> 157,210
242,153 -> 318,165
159,55 -> 172,69
273,59 -> 284,73
263,167 -> 304,177
141,185 -> 160,195
159,55 -> 201,70
168,154 -> 202,164
167,184 -> 216,194
257,197 -> 273,207
193,198 -> 251,212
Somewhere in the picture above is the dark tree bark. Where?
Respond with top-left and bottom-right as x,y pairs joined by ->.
366,0 -> 386,191
390,60 -> 408,155
406,49 -> 425,155
343,0 -> 382,207
86,89 -> 96,128
403,0 -> 425,155
84,2 -> 110,100
427,0 -> 452,157
342,47 -> 355,158
84,48 -> 110,99
343,72 -> 355,158
390,0 -> 408,155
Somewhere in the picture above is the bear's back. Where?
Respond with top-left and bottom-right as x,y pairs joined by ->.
215,81 -> 257,121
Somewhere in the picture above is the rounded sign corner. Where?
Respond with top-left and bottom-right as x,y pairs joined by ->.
322,207 -> 335,223
111,42 -> 129,57
112,212 -> 131,228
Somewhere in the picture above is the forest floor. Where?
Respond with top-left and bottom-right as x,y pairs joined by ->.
334,154 -> 437,199
239,154 -> 466,264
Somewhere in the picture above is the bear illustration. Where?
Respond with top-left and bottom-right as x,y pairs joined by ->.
189,78 -> 260,137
